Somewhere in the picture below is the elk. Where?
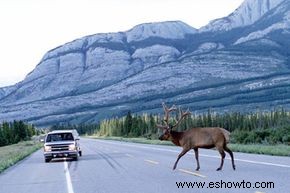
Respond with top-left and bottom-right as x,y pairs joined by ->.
157,103 -> 236,171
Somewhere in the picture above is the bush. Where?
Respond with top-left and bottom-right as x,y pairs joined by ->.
231,127 -> 290,145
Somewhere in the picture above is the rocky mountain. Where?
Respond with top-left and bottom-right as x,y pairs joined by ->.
126,21 -> 197,42
0,0 -> 290,126
200,0 -> 285,32
0,85 -> 15,100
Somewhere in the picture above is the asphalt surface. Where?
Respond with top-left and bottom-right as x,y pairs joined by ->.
0,138 -> 289,193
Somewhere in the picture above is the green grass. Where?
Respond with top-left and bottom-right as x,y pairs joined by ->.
88,136 -> 290,156
229,144 -> 290,156
0,141 -> 42,173
87,136 -> 173,145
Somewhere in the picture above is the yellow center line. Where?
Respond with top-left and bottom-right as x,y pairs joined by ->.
178,169 -> 206,178
144,159 -> 159,165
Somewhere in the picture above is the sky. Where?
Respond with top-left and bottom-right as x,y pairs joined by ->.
0,0 -> 243,87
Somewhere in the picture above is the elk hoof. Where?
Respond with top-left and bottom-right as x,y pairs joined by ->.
195,167 -> 200,171
216,167 -> 222,171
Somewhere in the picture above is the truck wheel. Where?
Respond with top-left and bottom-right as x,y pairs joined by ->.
79,151 -> 82,157
45,158 -> 51,163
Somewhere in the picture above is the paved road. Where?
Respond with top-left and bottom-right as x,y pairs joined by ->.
0,138 -> 289,193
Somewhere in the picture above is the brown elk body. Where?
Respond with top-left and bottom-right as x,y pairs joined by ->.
157,103 -> 236,171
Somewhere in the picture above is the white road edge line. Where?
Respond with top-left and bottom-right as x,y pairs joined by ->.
235,158 -> 290,168
92,139 -> 290,168
64,161 -> 75,193
199,154 -> 290,168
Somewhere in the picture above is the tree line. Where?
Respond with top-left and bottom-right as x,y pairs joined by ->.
0,120 -> 38,147
52,109 -> 290,145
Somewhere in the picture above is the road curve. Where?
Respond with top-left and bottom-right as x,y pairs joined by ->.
0,138 -> 289,193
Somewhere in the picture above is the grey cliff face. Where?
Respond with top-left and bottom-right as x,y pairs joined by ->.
1,1 -> 290,126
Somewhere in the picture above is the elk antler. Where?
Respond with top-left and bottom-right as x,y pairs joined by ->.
162,102 -> 177,126
171,107 -> 191,129
156,124 -> 168,130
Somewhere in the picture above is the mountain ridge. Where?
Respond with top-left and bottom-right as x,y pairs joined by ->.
1,0 -> 290,126
199,0 -> 285,32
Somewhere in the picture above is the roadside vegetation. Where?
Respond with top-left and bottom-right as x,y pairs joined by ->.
0,120 -> 39,147
0,121 -> 43,173
0,140 -> 42,173
52,108 -> 290,156
88,136 -> 290,156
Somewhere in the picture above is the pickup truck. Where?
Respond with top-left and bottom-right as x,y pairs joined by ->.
43,130 -> 82,162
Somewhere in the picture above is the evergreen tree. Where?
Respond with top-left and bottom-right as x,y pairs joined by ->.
124,111 -> 132,136
0,126 -> 5,146
3,122 -> 12,145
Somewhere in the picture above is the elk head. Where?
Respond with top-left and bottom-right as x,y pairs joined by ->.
157,103 -> 190,141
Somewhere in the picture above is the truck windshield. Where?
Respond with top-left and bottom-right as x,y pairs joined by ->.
46,133 -> 74,142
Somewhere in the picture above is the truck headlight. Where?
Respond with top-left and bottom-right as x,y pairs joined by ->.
44,145 -> 51,152
69,144 -> 76,151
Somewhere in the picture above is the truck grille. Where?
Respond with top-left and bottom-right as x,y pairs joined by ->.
51,145 -> 70,151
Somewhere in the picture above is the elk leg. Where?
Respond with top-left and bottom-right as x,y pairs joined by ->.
216,148 -> 225,171
193,148 -> 200,171
224,145 -> 236,170
173,148 -> 189,170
